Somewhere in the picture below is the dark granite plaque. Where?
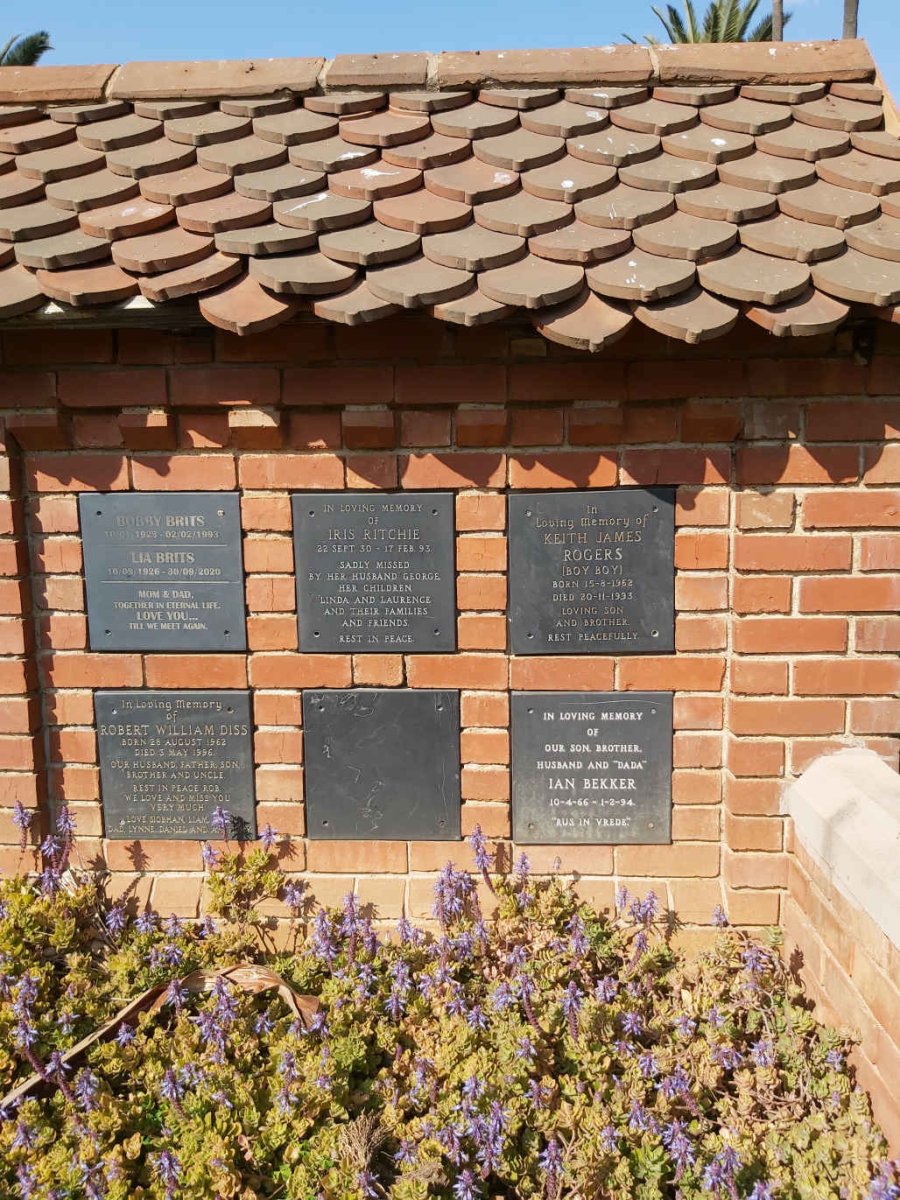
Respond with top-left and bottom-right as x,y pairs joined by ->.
304,689 -> 461,840
511,691 -> 672,844
292,492 -> 456,652
96,690 -> 255,840
508,488 -> 675,655
79,492 -> 246,652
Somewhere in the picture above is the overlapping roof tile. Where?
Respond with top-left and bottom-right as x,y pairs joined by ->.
0,39 -> 898,346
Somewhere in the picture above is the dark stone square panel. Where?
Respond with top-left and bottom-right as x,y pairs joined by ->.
96,689 -> 255,841
512,691 -> 673,844
304,689 -> 461,840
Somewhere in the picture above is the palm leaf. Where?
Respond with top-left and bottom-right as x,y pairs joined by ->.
1,31 -> 51,67
626,0 -> 791,43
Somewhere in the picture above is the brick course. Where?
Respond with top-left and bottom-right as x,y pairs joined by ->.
0,315 -> 898,940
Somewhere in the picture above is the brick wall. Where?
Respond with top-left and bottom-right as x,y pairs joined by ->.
784,833 -> 900,1152
0,314 -> 898,930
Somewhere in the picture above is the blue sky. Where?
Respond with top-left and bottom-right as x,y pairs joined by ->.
4,0 -> 899,100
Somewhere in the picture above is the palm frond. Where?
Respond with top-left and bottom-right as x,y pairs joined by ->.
1,30 -> 51,67
627,0 -> 791,43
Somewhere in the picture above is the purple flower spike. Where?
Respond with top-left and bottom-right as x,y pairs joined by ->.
468,824 -> 495,894
210,805 -> 230,839
260,823 -> 279,852
712,904 -> 729,927
12,802 -> 34,850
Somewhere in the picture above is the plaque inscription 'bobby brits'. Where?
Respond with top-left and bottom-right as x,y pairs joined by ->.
512,692 -> 673,845
96,690 -> 256,841
303,689 -> 461,840
293,492 -> 456,652
79,493 -> 246,652
508,487 -> 675,655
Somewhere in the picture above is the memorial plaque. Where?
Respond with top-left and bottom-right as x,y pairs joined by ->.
508,488 -> 675,655
80,492 -> 246,652
96,690 -> 255,840
511,691 -> 672,844
304,689 -> 461,840
292,492 -> 456,652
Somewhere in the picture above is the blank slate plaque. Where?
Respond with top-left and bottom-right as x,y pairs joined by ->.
512,691 -> 672,844
304,689 -> 461,840
292,492 -> 456,652
79,493 -> 246,652
96,690 -> 255,841
508,488 -> 675,655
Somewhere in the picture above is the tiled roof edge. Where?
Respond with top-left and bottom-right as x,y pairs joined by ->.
0,39 -> 877,103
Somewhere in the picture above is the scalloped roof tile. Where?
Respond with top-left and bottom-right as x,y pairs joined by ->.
0,38 -> 896,345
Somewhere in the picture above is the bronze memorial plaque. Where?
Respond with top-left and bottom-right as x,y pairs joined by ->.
292,492 -> 456,652
79,492 -> 246,652
508,487 -> 675,655
303,689 -> 461,840
511,691 -> 673,844
96,690 -> 256,840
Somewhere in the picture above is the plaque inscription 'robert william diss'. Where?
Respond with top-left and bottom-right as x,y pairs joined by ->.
80,493 -> 246,652
508,488 -> 675,655
512,692 -> 673,845
96,690 -> 256,841
303,689 -> 461,840
293,492 -> 456,652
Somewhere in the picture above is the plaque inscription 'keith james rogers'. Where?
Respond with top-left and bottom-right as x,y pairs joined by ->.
293,492 -> 456,653
508,487 -> 675,655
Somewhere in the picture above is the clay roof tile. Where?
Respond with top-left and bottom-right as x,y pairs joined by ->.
521,157 -> 617,204
631,210 -> 738,260
698,244 -> 810,304
432,285 -> 513,325
755,121 -> 850,162
45,169 -> 139,213
422,224 -> 526,272
105,138 -> 195,179
253,108 -> 338,146
474,190 -> 573,237
778,178 -> 879,228
274,191 -> 371,232
366,253 -> 473,307
811,246 -> 900,306
14,228 -> 110,269
382,133 -> 471,171
197,135 -> 287,177
234,163 -> 325,202
634,282 -> 739,343
139,164 -> 231,207
176,191 -> 272,234
79,197 -> 174,241
249,249 -> 357,295
318,219 -> 420,265
35,260 -> 139,305
519,99 -> 609,139
815,149 -> 900,197
424,157 -> 518,204
792,94 -> 883,132
529,221 -> 631,265
288,136 -> 378,175
676,182 -> 776,223
739,211 -> 845,262
339,110 -> 432,148
138,250 -> 242,301
0,261 -> 44,316
478,253 -> 583,307
214,222 -> 317,256
844,215 -> 900,262
313,278 -> 400,323
373,189 -> 470,234
586,247 -> 695,301
575,183 -> 674,231
567,126 -> 659,168
534,288 -> 632,352
745,286 -> 849,336
111,225 -> 213,273
198,273 -> 299,334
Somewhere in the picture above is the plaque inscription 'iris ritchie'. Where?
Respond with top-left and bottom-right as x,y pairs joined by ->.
80,493 -> 246,652
508,488 -> 675,655
96,690 -> 256,841
511,691 -> 673,845
292,492 -> 456,653
303,689 -> 461,840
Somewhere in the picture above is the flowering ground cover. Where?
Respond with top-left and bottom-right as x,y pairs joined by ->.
0,808 -> 897,1199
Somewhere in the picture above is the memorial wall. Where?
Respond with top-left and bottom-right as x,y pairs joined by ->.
0,318 -> 898,931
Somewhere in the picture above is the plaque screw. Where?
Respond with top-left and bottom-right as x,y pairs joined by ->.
431,508 -> 438,515
322,819 -> 328,826
525,510 -> 532,517
313,631 -> 321,637
95,510 -> 102,517
651,629 -> 659,637
648,822 -> 655,828
527,632 -> 534,639
527,708 -> 534,714
105,629 -> 111,637
224,630 -> 230,637
218,509 -> 225,517
652,506 -> 659,513
308,510 -> 315,517
651,708 -> 657,715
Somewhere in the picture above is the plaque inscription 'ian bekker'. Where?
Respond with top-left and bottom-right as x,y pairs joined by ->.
508,488 -> 675,655
303,689 -> 461,840
292,492 -> 456,652
96,690 -> 256,841
79,493 -> 246,652
512,691 -> 673,845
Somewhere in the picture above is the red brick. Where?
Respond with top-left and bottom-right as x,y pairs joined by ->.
227,408 -> 283,449
859,534 -> 900,571
737,445 -> 858,486
240,495 -> 292,531
723,848 -> 787,889
622,449 -> 729,486
619,656 -> 725,691
118,329 -> 176,364
461,690 -> 509,728
731,658 -> 788,695
243,536 -> 294,573
848,698 -> 900,735
461,802 -> 510,838
733,576 -> 793,614
674,695 -> 723,729
345,454 -> 398,489
803,490 -> 900,529
456,408 -> 509,446
725,812 -> 783,852
723,887 -> 780,926
730,698 -> 845,736
72,413 -> 128,447
238,453 -> 344,489
794,658 -> 899,696
117,410 -> 177,450
798,575 -> 900,613
253,692 -> 301,725
401,453 -> 505,489
287,412 -> 342,449
462,764 -> 510,801
510,656 -> 615,690
458,614 -> 507,650
169,367 -> 279,406
145,655 -> 247,688
855,616 -> 900,653
247,615 -> 298,650
341,409 -> 396,449
673,732 -> 722,769
675,488 -> 729,527
671,807 -> 720,841
249,654 -> 350,688
675,575 -> 727,611
150,876 -> 202,918
672,769 -> 721,805
284,366 -> 393,406
805,399 -> 900,442
681,401 -> 743,442
6,413 -> 69,451
254,766 -> 303,804
455,493 -> 506,531
461,728 -> 510,764
407,654 -> 507,690
508,452 -> 616,489
725,773 -> 783,813
734,534 -> 851,572
39,613 -> 87,650
733,616 -> 847,654
45,653 -> 142,688
58,368 -> 166,408
617,843 -> 719,877
508,360 -> 625,402
736,490 -> 795,530
4,329 -> 113,365
254,729 -> 303,763
568,405 -> 623,444
30,495 -> 80,534
352,654 -> 404,686
178,412 -> 229,448
510,407 -> 564,445
245,576 -> 296,612
27,454 -> 129,492
456,535 -> 506,572
674,530 -> 728,569
0,370 -> 56,407
627,357 -> 745,402
306,841 -> 407,873
864,443 -> 900,484
400,409 -> 451,447
396,365 -> 506,407
457,573 -> 507,610
132,454 -> 236,490
675,615 -> 726,651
